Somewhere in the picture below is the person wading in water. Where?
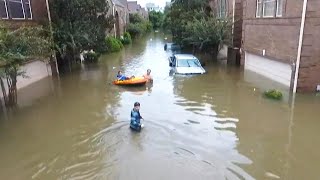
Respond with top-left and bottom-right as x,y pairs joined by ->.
130,102 -> 144,131
143,69 -> 153,83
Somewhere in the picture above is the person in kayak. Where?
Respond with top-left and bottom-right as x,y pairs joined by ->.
117,71 -> 134,81
143,69 -> 153,83
130,102 -> 143,131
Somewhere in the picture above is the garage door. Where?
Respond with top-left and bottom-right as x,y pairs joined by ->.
245,52 -> 292,87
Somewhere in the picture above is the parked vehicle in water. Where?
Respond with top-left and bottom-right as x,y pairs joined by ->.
168,54 -> 206,75
164,43 -> 181,51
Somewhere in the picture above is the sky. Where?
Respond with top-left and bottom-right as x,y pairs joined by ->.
134,0 -> 168,8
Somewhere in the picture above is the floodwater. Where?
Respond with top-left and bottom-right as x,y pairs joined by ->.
0,33 -> 319,180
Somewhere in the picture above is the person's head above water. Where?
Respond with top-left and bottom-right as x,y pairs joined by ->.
134,102 -> 140,110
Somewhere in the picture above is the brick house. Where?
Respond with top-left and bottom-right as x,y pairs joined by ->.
242,0 -> 320,92
118,0 -> 129,26
109,0 -> 129,38
127,1 -> 139,14
127,1 -> 148,20
140,6 -> 148,20
0,0 -> 54,92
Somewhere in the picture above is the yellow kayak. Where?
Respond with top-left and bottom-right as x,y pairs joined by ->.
113,77 -> 147,86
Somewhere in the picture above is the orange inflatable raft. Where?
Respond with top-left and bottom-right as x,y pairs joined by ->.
113,77 -> 147,86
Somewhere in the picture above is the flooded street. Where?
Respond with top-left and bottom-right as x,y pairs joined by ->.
0,33 -> 320,180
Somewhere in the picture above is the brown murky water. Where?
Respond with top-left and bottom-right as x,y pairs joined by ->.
0,33 -> 320,180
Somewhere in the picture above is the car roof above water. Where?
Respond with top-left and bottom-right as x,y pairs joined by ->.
174,54 -> 197,60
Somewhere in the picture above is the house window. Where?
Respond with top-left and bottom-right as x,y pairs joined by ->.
218,0 -> 227,18
256,0 -> 262,17
256,0 -> 282,18
0,0 -> 9,19
276,0 -> 283,17
8,0 -> 25,19
23,0 -> 32,19
0,0 -> 32,19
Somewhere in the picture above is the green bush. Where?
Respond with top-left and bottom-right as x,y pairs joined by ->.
264,89 -> 283,100
121,32 -> 132,45
116,38 -> 124,48
105,36 -> 123,52
83,51 -> 100,63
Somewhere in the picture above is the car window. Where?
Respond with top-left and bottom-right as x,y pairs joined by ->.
177,59 -> 201,67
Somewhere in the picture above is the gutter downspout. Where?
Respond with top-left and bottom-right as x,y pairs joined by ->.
232,0 -> 236,46
45,0 -> 59,76
293,0 -> 308,93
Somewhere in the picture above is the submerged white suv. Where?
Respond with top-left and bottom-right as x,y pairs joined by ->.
169,54 -> 206,75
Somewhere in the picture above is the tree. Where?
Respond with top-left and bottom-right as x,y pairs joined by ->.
127,14 -> 152,38
129,13 -> 144,24
148,11 -> 164,30
50,0 -> 114,72
163,0 -> 232,59
0,24 -> 51,106
184,15 -> 232,55
163,0 -> 207,45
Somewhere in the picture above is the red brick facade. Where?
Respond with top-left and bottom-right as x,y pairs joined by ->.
242,0 -> 303,65
242,0 -> 320,92
233,0 -> 243,48
297,0 -> 320,92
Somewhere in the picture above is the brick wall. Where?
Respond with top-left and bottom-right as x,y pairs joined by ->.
115,5 -> 126,37
297,0 -> 320,92
0,0 -> 49,28
31,0 -> 49,22
242,0 -> 304,65
233,0 -> 243,48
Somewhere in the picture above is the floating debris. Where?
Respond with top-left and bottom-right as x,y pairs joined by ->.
264,89 -> 283,100
265,172 -> 280,179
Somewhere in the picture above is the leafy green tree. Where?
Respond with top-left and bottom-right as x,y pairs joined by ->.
184,15 -> 232,52
50,0 -> 114,72
0,24 -> 51,106
163,0 -> 232,58
163,0 -> 206,45
148,11 -> 164,30
129,13 -> 144,24
127,14 -> 152,38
